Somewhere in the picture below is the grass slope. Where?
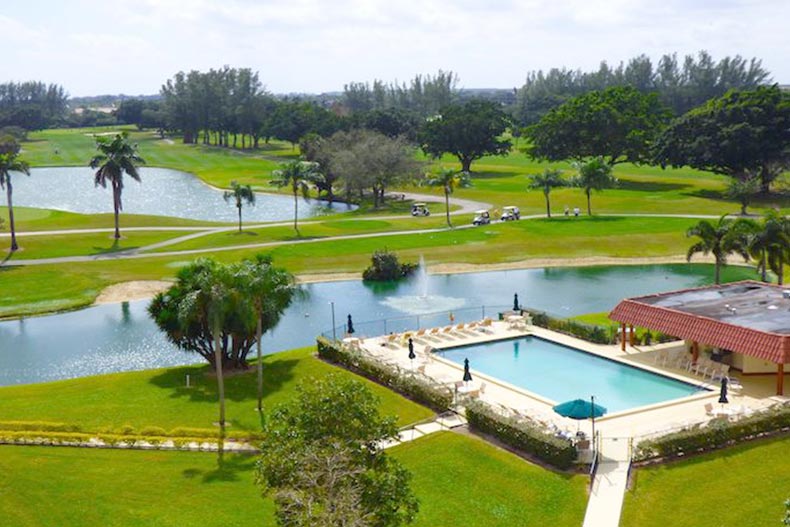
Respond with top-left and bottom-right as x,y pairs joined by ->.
0,347 -> 433,431
621,435 -> 790,527
0,432 -> 586,527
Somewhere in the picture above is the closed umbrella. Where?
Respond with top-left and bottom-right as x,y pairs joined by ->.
462,358 -> 473,383
346,314 -> 354,335
408,338 -> 416,360
718,377 -> 729,404
513,293 -> 520,311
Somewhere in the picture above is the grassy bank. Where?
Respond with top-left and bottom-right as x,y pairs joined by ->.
0,347 -> 433,431
0,432 -> 587,527
621,434 -> 790,527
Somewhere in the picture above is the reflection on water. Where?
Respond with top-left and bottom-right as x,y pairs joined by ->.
0,264 -> 757,386
13,167 -> 356,222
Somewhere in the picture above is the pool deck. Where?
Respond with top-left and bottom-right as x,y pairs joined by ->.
349,319 -> 785,442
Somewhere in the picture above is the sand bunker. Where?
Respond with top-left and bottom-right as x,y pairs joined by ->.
94,280 -> 172,304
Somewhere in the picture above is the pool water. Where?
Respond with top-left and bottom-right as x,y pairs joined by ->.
436,336 -> 703,413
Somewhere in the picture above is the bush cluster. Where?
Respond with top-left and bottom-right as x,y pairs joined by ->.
362,249 -> 418,281
635,404 -> 790,461
525,309 -> 673,345
316,337 -> 453,412
465,400 -> 577,470
0,421 -> 264,442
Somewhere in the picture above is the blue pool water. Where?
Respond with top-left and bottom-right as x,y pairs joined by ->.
436,336 -> 703,413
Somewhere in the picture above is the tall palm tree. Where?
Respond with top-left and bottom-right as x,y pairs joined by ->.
423,168 -> 470,227
763,211 -> 790,284
236,254 -> 298,413
686,215 -> 752,284
0,139 -> 30,252
89,132 -> 145,239
573,158 -> 616,216
528,169 -> 565,218
223,180 -> 256,232
271,160 -> 320,233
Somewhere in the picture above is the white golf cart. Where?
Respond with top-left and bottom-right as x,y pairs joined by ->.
501,206 -> 521,221
411,202 -> 430,216
472,209 -> 491,226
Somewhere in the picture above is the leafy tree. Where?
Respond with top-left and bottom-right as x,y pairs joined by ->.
0,81 -> 69,130
686,215 -> 752,284
299,132 -> 347,204
223,180 -> 256,232
422,168 -> 470,227
419,99 -> 511,172
654,85 -> 790,193
0,137 -> 30,251
528,168 -> 566,218
574,158 -> 616,215
271,160 -> 321,232
235,254 -> 298,413
360,107 -> 421,140
525,86 -> 670,166
89,132 -> 145,240
331,130 -> 422,207
257,375 -> 419,527
115,99 -> 145,128
362,249 -> 417,281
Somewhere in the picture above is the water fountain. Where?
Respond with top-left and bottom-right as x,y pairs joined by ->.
379,255 -> 466,315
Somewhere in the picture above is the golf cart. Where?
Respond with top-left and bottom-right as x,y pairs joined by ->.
472,209 -> 491,226
411,202 -> 430,216
501,206 -> 521,221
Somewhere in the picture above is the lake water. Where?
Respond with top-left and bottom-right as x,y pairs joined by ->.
13,167 -> 355,222
0,264 -> 756,386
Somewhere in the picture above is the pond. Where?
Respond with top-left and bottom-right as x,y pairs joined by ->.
13,167 -> 355,222
0,264 -> 756,386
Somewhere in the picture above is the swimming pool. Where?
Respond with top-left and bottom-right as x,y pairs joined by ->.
436,336 -> 703,413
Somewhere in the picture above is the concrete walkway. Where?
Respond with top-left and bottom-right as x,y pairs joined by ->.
583,437 -> 632,527
379,413 -> 467,450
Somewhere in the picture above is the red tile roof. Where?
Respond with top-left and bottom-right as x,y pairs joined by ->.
609,281 -> 790,364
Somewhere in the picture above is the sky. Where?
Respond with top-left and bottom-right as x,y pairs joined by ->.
2,0 -> 788,96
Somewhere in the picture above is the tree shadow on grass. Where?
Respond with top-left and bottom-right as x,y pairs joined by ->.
468,170 -> 524,180
616,180 -> 691,193
148,358 -> 300,404
181,450 -> 257,484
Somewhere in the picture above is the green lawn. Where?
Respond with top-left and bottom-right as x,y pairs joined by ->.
393,432 -> 588,526
6,230 -> 190,260
621,435 -> 790,527
0,432 -> 587,527
0,216 -> 712,318
0,347 -> 433,432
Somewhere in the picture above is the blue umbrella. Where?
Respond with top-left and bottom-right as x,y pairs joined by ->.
553,398 -> 607,420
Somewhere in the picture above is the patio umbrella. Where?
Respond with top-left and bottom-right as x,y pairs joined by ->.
346,314 -> 355,335
718,377 -> 729,404
553,397 -> 607,435
408,338 -> 416,360
513,293 -> 520,311
463,358 -> 473,382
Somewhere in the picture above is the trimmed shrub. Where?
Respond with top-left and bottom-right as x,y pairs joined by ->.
465,400 -> 577,470
316,336 -> 453,412
635,404 -> 790,461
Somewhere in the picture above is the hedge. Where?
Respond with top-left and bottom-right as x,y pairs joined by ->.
0,421 -> 264,442
316,336 -> 453,412
635,403 -> 790,461
465,400 -> 577,470
525,309 -> 674,346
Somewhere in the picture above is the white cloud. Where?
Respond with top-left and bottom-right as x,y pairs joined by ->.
1,0 -> 787,95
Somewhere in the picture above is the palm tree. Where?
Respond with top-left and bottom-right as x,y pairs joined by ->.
574,158 -> 616,216
89,132 -> 145,239
528,169 -> 565,218
271,160 -> 320,232
236,254 -> 298,413
223,180 -> 256,232
686,215 -> 752,284
763,211 -> 790,284
423,168 -> 470,227
0,139 -> 30,252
